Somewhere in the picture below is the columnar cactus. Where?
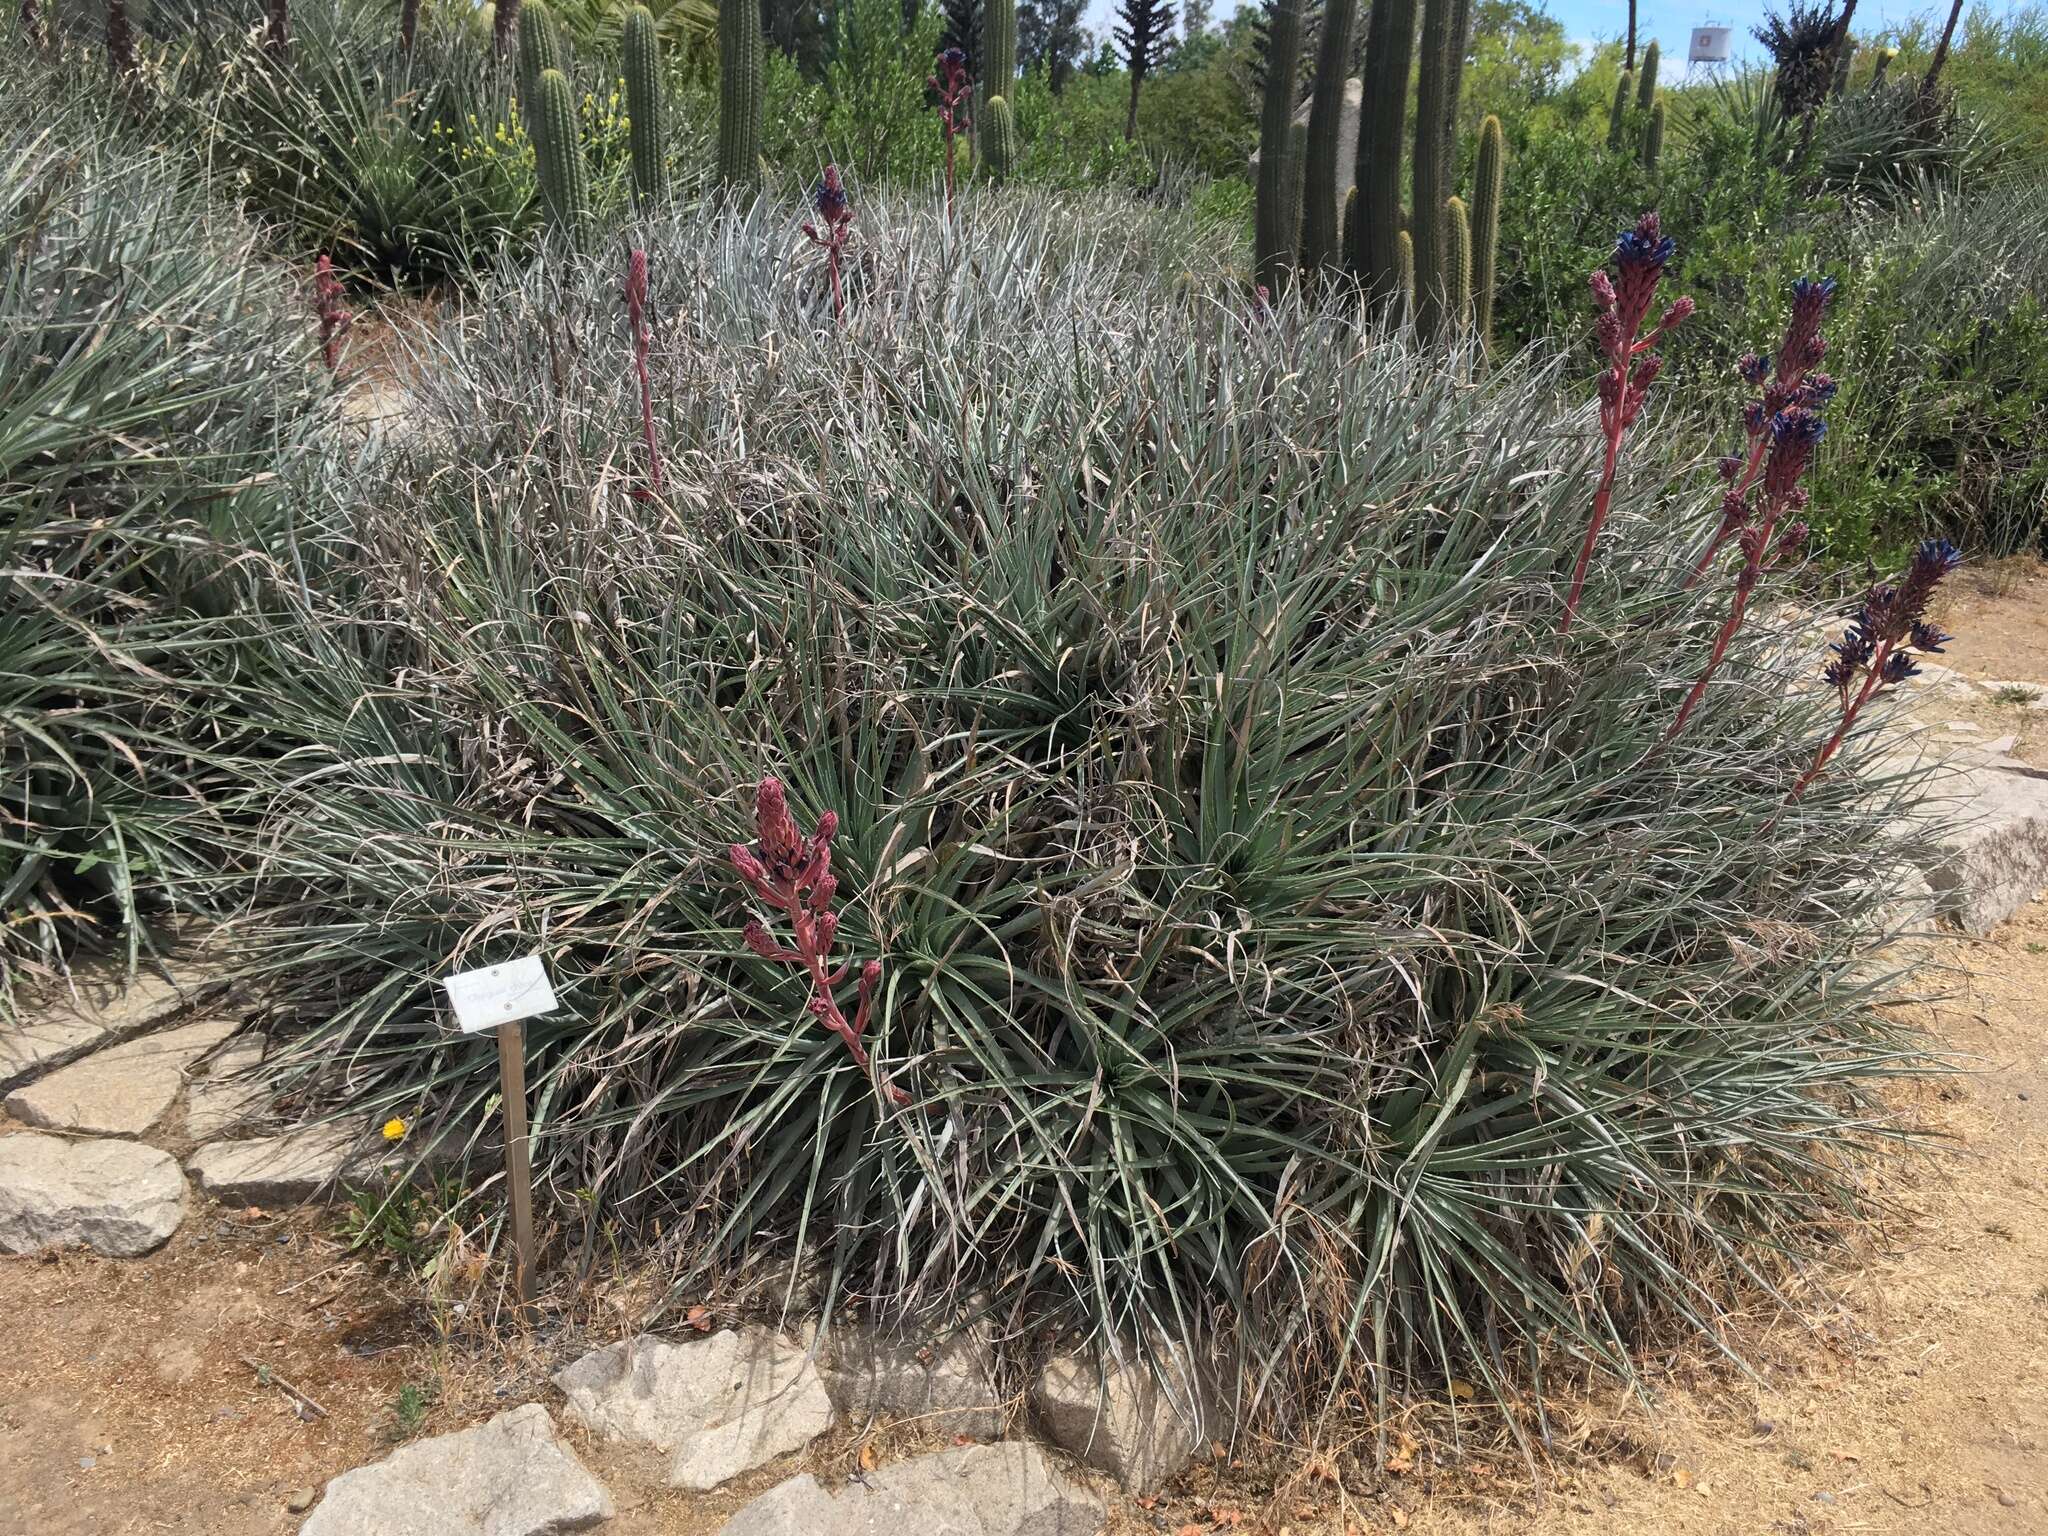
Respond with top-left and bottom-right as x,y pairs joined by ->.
401,0 -> 419,50
718,0 -> 763,192
624,5 -> 666,208
1444,194 -> 1471,333
519,0 -> 563,97
1395,226 -> 1416,321
980,0 -> 1017,142
984,94 -> 1018,183
1254,0 -> 1307,296
1637,39 -> 1660,109
1299,0 -> 1358,277
1280,122 -> 1307,270
1470,113 -> 1503,354
1341,185 -> 1360,274
1412,0 -> 1459,335
532,67 -> 589,238
1642,97 -> 1665,172
1608,70 -> 1633,150
1355,0 -> 1419,309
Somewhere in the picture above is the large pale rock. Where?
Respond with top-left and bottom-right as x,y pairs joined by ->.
1031,1346 -> 1208,1497
1901,751 -> 2048,935
0,1133 -> 186,1257
299,1403 -> 613,1536
186,1124 -> 359,1206
6,1016 -> 241,1136
553,1329 -> 836,1491
816,1322 -> 1006,1438
0,967 -> 211,1093
717,1442 -> 1102,1536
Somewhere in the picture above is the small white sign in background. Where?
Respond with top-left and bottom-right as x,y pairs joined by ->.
444,954 -> 557,1033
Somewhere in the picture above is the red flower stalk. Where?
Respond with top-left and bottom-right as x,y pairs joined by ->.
1790,538 -> 1961,799
624,248 -> 665,500
802,166 -> 854,326
929,48 -> 973,220
1561,213 -> 1691,634
729,777 -> 908,1107
1683,277 -> 1838,588
1665,278 -> 1840,743
313,254 -> 351,373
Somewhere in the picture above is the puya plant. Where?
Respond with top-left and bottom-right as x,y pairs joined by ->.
802,165 -> 854,324
1560,213 -> 1693,633
1794,539 -> 1962,797
729,778 -> 907,1107
1664,277 -> 1840,739
929,46 -> 972,218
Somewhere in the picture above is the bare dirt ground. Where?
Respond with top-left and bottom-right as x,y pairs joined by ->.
4,567 -> 2046,1536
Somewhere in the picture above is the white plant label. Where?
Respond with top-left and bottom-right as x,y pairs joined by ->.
444,954 -> 558,1033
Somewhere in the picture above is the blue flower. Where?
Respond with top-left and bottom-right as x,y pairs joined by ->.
1769,408 -> 1827,447
1791,276 -> 1839,309
1736,352 -> 1768,386
1882,651 -> 1920,685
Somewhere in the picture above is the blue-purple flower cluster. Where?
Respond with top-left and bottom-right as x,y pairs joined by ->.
1822,539 -> 1962,696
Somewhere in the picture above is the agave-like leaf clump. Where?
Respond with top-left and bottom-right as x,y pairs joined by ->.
191,189 -> 1937,1435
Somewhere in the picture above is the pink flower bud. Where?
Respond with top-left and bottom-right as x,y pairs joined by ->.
1659,296 -> 1694,330
1589,270 -> 1617,309
742,920 -> 783,960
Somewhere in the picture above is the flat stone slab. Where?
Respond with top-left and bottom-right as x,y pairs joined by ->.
1032,1346 -> 1207,1496
186,1124 -> 359,1207
6,1015 -> 241,1137
0,1133 -> 186,1257
816,1322 -> 1006,1438
299,1403 -> 613,1535
717,1442 -> 1103,1536
0,967 -> 210,1094
554,1329 -> 836,1491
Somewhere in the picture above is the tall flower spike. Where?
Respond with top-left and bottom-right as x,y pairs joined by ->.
1561,212 -> 1689,634
802,166 -> 856,325
624,248 -> 665,499
313,254 -> 351,372
729,777 -> 908,1106
929,47 -> 973,220
1792,539 -> 1962,798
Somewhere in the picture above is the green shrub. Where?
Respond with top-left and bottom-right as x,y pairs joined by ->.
212,191 -> 1933,1429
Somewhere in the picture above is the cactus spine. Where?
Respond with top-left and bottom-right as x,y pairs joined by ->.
519,0 -> 563,103
1254,0 -> 1308,296
717,0 -> 762,192
1636,39 -> 1659,110
623,5 -> 666,208
1470,113 -> 1503,354
1607,69 -> 1632,150
1394,226 -> 1415,322
532,67 -> 589,238
1299,0 -> 1359,276
1443,195 -> 1471,333
1412,0 -> 1459,336
984,94 -> 1018,183
1355,0 -> 1419,310
1642,97 -> 1665,172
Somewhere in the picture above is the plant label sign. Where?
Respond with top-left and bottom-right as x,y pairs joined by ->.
443,954 -> 557,1033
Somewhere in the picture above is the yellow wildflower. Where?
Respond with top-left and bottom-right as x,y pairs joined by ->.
382,1117 -> 408,1142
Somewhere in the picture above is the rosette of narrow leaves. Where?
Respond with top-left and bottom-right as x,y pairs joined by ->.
212,191 -> 1937,1452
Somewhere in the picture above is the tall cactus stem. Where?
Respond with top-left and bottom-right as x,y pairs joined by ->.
979,0 -> 1017,152
1300,0 -> 1359,276
1642,97 -> 1665,172
1255,0 -> 1308,296
718,0 -> 763,191
1470,113 -> 1503,355
984,94 -> 1018,183
624,5 -> 667,209
1355,0 -> 1419,310
1412,0 -> 1458,337
1444,194 -> 1472,335
1395,226 -> 1416,323
1608,70 -> 1633,150
1636,39 -> 1660,109
532,66 -> 590,239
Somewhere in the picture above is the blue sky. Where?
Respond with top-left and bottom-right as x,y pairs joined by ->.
1077,1 -> 1970,68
